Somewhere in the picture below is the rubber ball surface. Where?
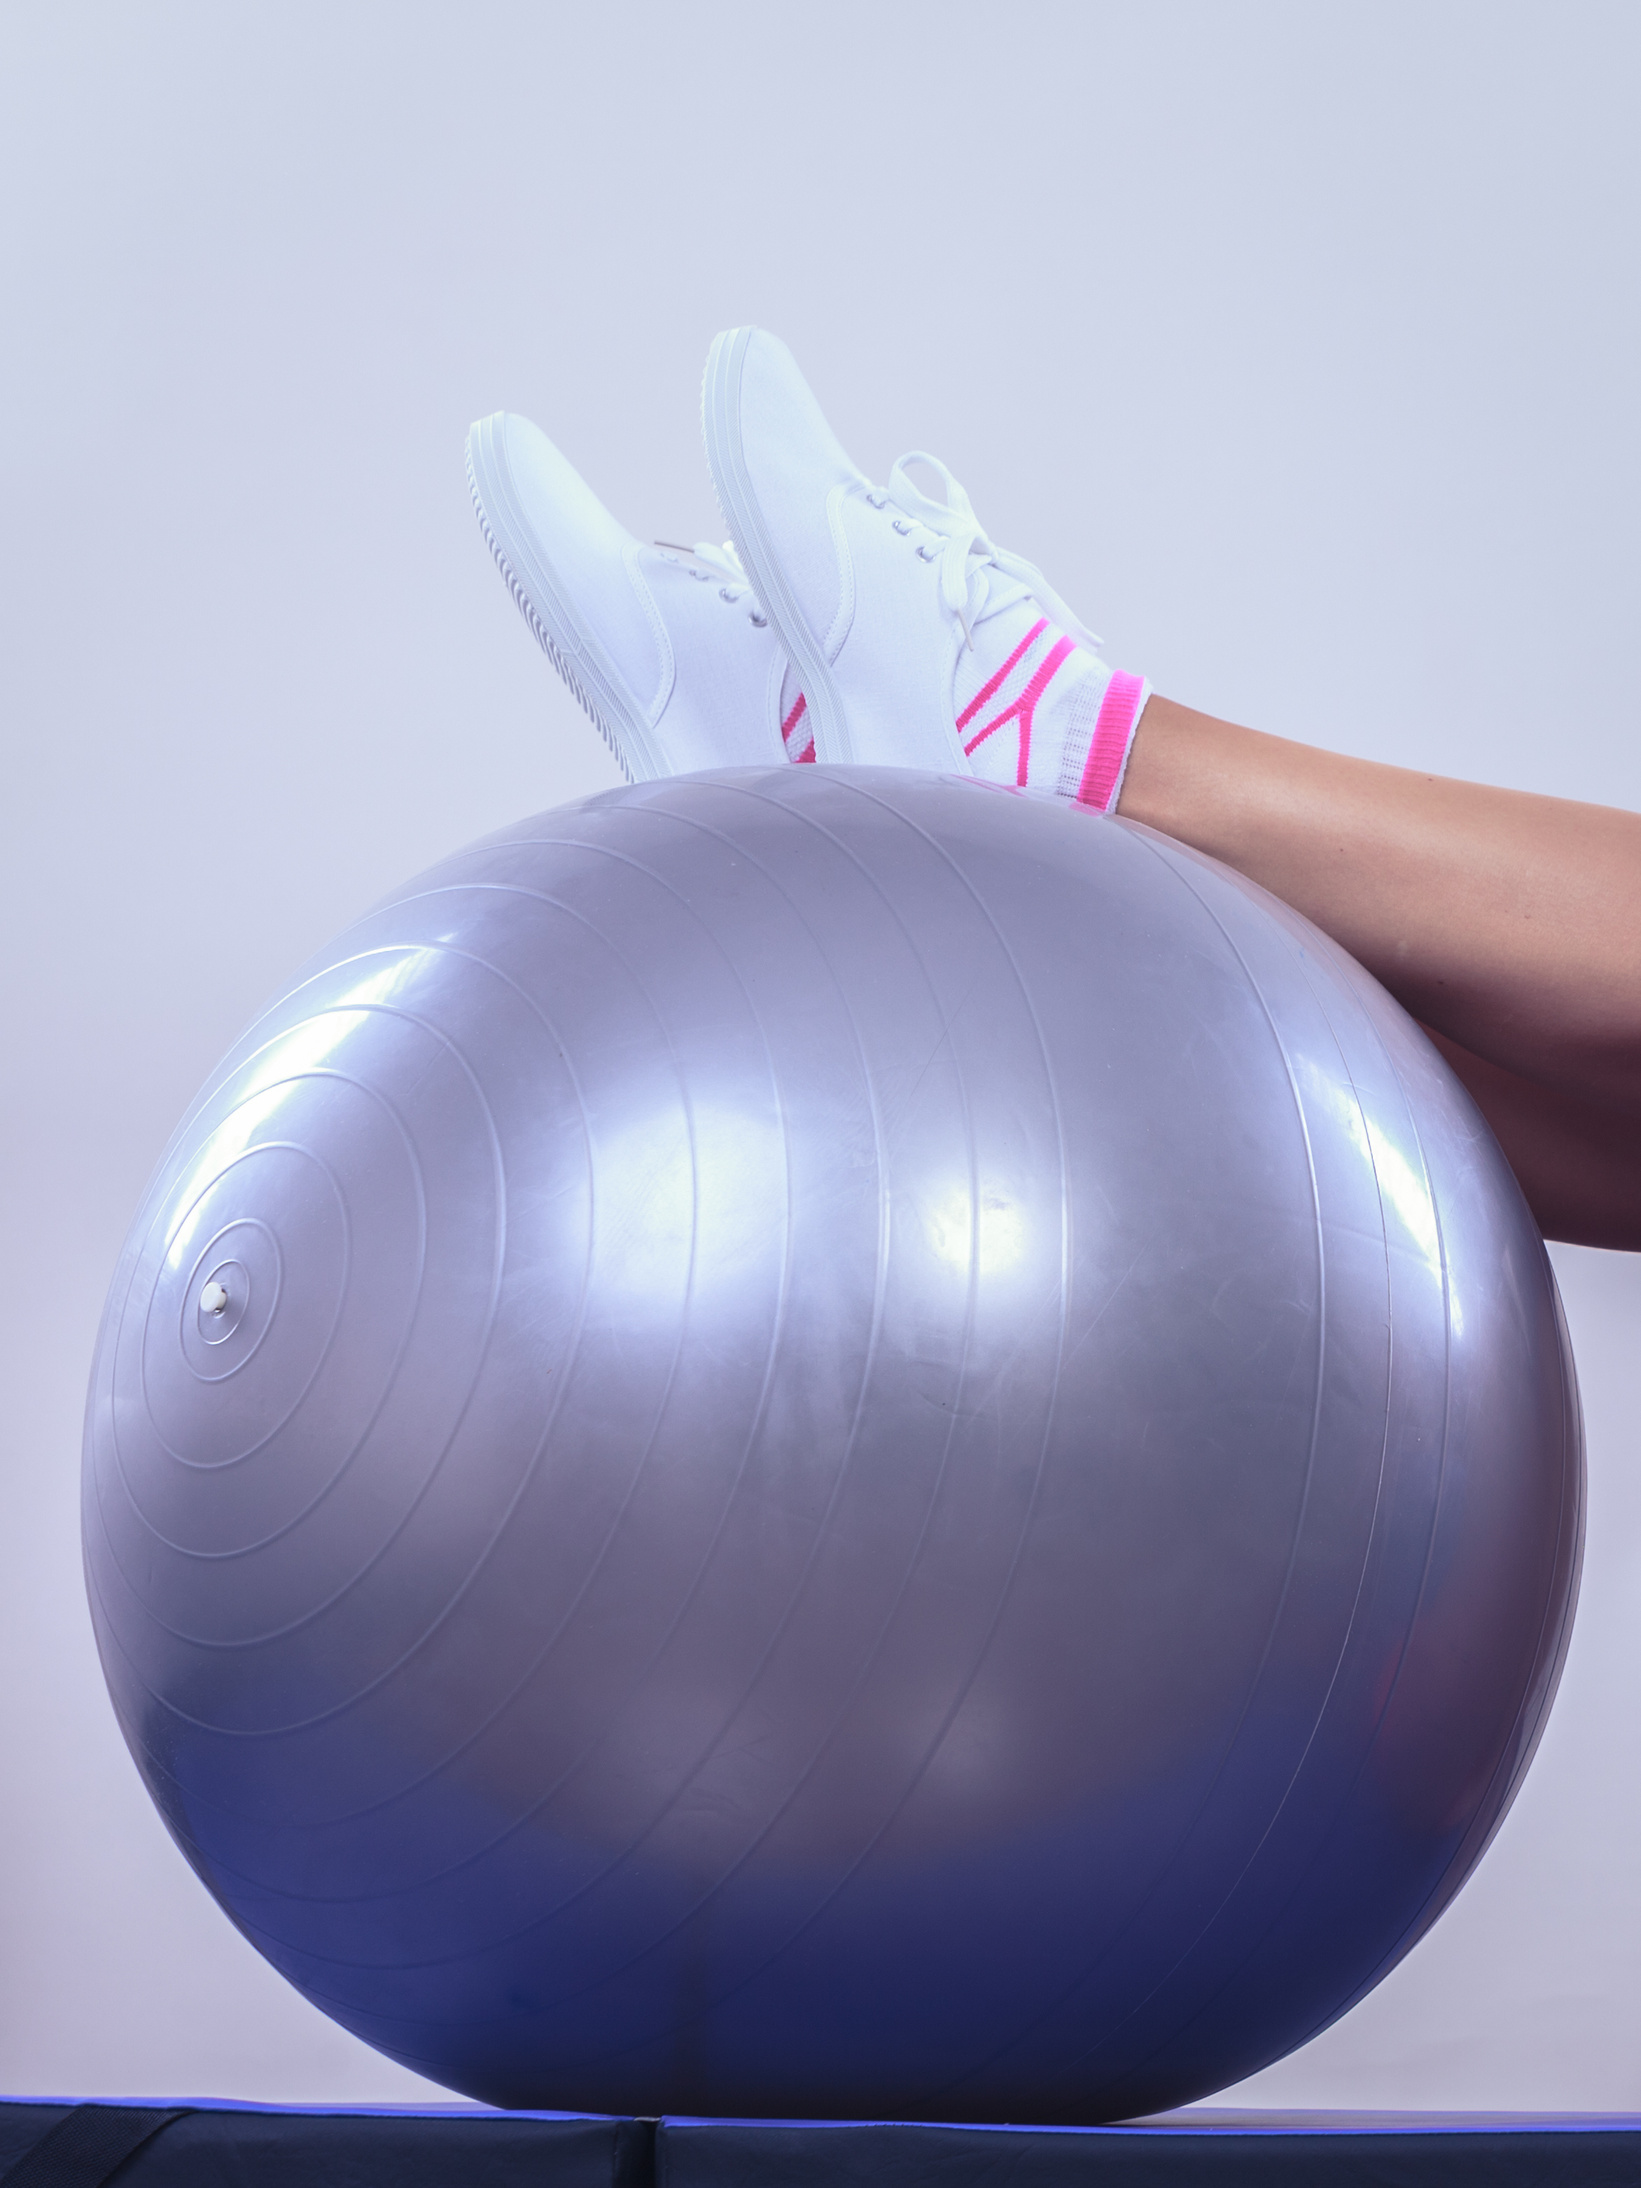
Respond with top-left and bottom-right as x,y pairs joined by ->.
83,766 -> 1582,2121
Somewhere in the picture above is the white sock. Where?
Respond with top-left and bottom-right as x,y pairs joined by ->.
954,596 -> 1149,810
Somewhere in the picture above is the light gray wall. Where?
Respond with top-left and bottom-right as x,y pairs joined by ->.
2,0 -> 1637,2110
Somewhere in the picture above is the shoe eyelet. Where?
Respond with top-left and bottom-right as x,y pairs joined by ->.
917,543 -> 937,560
719,587 -> 738,602
892,519 -> 911,535
749,612 -> 767,628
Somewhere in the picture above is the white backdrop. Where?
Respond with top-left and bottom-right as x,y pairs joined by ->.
2,0 -> 1638,2109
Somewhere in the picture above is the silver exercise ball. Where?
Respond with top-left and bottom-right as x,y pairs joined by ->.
83,766 -> 1582,2122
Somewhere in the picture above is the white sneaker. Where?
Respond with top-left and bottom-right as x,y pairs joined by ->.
701,328 -> 1149,805
467,411 -> 810,782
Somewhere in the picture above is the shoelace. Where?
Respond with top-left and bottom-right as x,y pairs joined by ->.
655,538 -> 767,624
876,453 -> 1101,654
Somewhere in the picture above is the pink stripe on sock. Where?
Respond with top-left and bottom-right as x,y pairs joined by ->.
963,635 -> 1077,786
781,692 -> 816,763
1077,672 -> 1146,811
955,619 -> 1048,732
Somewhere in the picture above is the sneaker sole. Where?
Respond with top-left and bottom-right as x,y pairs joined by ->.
702,329 -> 855,767
465,415 -> 667,784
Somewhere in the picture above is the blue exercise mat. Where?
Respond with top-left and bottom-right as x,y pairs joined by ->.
4,2103 -> 1640,2185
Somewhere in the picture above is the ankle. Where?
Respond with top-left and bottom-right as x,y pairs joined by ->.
1115,695 -> 1264,838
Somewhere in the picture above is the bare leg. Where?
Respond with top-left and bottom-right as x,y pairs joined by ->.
1117,698 -> 1641,1249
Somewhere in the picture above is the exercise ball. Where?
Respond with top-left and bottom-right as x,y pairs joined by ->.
84,765 -> 1582,2123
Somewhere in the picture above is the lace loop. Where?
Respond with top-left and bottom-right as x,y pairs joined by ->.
657,538 -> 753,594
881,453 -> 1102,654
657,537 -> 773,625
656,538 -> 769,625
691,539 -> 752,592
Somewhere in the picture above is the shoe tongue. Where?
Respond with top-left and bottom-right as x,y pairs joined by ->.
970,560 -> 1035,626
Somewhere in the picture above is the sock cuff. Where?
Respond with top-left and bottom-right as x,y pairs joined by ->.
1074,671 -> 1150,812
